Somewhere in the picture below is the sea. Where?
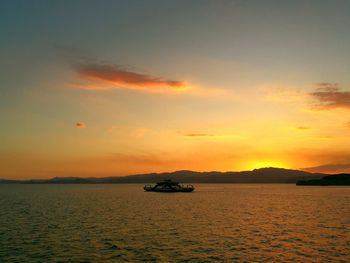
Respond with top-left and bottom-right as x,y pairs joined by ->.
0,184 -> 349,262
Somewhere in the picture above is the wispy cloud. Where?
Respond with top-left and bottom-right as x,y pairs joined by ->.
303,163 -> 350,174
185,133 -> 214,137
310,83 -> 350,110
75,122 -> 86,128
295,126 -> 310,130
262,85 -> 306,103
71,63 -> 188,93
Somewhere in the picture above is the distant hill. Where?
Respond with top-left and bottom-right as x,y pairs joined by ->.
296,173 -> 350,186
0,167 -> 326,184
0,179 -> 20,184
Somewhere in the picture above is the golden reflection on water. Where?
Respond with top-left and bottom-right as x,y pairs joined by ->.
0,184 -> 349,262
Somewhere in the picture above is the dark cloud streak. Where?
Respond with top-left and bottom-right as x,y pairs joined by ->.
295,126 -> 310,130
310,83 -> 350,110
75,122 -> 86,128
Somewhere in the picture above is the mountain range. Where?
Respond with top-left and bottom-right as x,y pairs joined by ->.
0,167 -> 329,184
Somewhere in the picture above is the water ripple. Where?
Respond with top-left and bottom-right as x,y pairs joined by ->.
0,184 -> 349,262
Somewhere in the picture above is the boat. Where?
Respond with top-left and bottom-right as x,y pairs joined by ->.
144,179 -> 194,192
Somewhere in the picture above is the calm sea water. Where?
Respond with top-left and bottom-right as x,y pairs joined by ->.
0,184 -> 349,262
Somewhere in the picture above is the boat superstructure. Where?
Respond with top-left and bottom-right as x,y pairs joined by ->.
144,179 -> 194,192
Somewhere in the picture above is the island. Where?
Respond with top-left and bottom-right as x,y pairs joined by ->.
296,173 -> 350,186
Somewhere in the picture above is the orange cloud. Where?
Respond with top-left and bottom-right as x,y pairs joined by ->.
72,63 -> 188,92
310,83 -> 350,110
185,133 -> 214,137
75,122 -> 86,128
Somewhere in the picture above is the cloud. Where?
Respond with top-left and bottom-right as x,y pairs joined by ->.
295,126 -> 310,130
303,163 -> 350,174
75,122 -> 86,128
261,85 -> 307,103
185,133 -> 214,137
310,83 -> 350,110
72,63 -> 188,93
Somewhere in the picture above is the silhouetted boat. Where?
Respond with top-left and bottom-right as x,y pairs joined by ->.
144,179 -> 194,192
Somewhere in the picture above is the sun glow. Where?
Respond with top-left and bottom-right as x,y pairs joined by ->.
245,160 -> 288,171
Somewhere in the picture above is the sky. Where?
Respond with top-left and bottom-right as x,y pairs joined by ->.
1,0 -> 350,179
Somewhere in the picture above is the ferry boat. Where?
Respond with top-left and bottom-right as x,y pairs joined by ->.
144,179 -> 194,192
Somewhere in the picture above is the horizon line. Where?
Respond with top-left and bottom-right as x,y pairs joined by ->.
0,166 -> 335,181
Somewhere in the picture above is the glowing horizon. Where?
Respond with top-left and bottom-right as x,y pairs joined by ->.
2,1 -> 350,179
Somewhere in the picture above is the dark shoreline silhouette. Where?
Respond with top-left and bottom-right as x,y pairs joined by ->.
296,173 -> 350,186
0,167 -> 335,184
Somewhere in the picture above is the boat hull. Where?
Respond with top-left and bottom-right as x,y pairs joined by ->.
144,188 -> 194,193
144,180 -> 194,192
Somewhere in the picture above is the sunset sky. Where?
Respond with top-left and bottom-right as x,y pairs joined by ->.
1,0 -> 350,179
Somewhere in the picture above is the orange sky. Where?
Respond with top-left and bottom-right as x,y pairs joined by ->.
2,1 -> 350,178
